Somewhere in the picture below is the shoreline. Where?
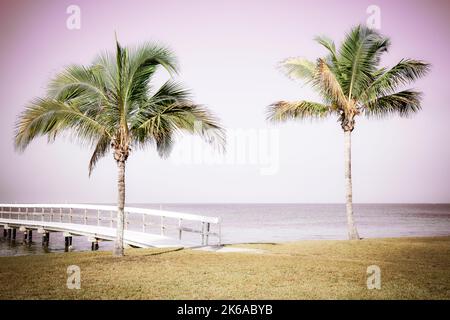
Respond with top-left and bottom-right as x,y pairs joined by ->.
2,233 -> 450,257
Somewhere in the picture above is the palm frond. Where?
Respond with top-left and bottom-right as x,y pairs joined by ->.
125,43 -> 178,110
279,57 -> 316,83
362,59 -> 430,101
267,100 -> 331,122
129,80 -> 191,127
315,36 -> 339,65
313,59 -> 347,108
15,98 -> 108,151
47,64 -> 111,104
88,133 -> 111,176
133,102 -> 225,157
338,25 -> 389,99
364,90 -> 422,118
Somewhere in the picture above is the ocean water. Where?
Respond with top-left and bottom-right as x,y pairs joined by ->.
1,203 -> 449,256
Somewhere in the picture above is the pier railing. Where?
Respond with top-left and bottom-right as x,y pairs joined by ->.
0,204 -> 221,246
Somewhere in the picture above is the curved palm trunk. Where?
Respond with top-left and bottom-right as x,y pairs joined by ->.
344,130 -> 360,240
114,160 -> 126,256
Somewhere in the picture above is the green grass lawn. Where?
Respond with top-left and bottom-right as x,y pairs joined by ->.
0,237 -> 449,299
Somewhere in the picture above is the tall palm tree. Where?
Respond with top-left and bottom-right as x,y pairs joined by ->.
268,25 -> 430,240
14,39 -> 225,256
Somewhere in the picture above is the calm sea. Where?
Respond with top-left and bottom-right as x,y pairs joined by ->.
1,203 -> 449,256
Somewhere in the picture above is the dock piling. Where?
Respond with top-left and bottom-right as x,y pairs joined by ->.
91,240 -> 99,251
64,236 -> 73,251
42,232 -> 50,247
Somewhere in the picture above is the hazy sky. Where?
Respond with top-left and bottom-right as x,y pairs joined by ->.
1,0 -> 449,204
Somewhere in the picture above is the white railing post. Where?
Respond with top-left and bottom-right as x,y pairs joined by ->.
110,211 -> 113,228
84,208 -> 87,225
69,208 -> 73,223
201,222 -> 205,245
41,208 -> 44,221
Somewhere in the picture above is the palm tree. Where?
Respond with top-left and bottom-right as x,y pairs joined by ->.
14,39 -> 225,256
268,25 -> 430,240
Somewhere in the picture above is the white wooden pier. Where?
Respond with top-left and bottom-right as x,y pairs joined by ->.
0,204 -> 221,250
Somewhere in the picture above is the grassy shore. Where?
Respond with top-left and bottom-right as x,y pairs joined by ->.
0,237 -> 449,299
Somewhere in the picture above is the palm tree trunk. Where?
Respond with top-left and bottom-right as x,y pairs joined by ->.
344,130 -> 360,240
114,159 -> 126,256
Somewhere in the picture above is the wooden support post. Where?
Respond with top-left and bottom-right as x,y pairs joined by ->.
25,207 -> 28,220
3,229 -> 6,237
41,208 -> 44,221
28,230 -> 32,242
218,221 -> 222,246
60,208 -> 63,222
91,240 -> 99,251
42,232 -> 50,247
201,222 -> 205,245
12,228 -> 16,240
205,223 -> 210,246
110,211 -> 113,228
7,229 -> 11,239
178,219 -> 182,240
84,209 -> 88,225
69,208 -> 73,223
64,236 -> 73,252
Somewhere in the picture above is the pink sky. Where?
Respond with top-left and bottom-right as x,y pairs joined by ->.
0,0 -> 449,203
